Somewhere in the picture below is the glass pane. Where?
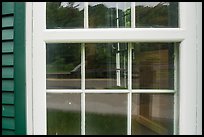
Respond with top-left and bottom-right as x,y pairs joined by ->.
135,2 -> 178,28
85,43 -> 128,89
132,94 -> 174,135
46,2 -> 84,29
46,43 -> 81,89
86,94 -> 127,135
89,2 -> 131,28
47,93 -> 81,135
132,43 -> 176,89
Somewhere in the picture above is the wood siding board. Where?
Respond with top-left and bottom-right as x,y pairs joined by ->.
2,67 -> 14,78
2,16 -> 14,28
2,92 -> 14,104
2,129 -> 15,135
2,2 -> 14,15
2,105 -> 15,117
2,41 -> 14,53
2,54 -> 14,66
2,80 -> 14,91
2,117 -> 15,130
2,29 -> 14,40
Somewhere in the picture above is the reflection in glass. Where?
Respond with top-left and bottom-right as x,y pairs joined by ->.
132,43 -> 176,89
85,43 -> 128,89
132,94 -> 174,135
47,93 -> 81,135
86,94 -> 127,135
46,43 -> 81,89
135,2 -> 178,28
46,2 -> 84,29
89,2 -> 131,28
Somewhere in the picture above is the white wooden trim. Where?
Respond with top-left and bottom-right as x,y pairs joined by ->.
81,44 -> 86,135
84,90 -> 129,93
45,89 -> 175,94
46,89 -> 83,93
33,2 -> 46,135
43,28 -> 185,43
84,2 -> 88,28
179,2 -> 197,135
127,44 -> 132,135
131,2 -> 135,28
132,90 -> 175,94
25,2 -> 33,135
174,43 -> 179,135
195,2 -> 202,135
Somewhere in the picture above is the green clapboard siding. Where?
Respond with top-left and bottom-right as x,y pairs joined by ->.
2,29 -> 14,40
2,16 -> 14,28
2,117 -> 15,130
2,2 -> 14,15
2,129 -> 15,135
2,54 -> 14,66
2,67 -> 14,78
2,41 -> 14,53
2,92 -> 14,104
2,105 -> 15,117
2,80 -> 14,91
2,2 -> 16,135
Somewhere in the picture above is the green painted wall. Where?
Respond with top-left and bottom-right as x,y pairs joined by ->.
2,2 -> 26,135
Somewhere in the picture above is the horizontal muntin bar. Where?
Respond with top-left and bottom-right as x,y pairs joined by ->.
46,89 -> 175,93
132,89 -> 175,93
43,28 -> 185,43
46,89 -> 82,93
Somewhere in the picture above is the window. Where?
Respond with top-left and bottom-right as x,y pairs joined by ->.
31,2 -> 200,135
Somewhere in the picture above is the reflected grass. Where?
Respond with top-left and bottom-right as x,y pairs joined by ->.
85,112 -> 127,135
47,109 -> 81,135
47,109 -> 127,135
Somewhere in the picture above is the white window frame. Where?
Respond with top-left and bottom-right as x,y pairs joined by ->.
25,2 -> 202,135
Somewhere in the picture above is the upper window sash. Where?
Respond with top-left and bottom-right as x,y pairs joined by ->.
34,2 -> 185,43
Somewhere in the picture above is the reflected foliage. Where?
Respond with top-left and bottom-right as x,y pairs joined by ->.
88,3 -> 131,28
135,2 -> 178,27
46,2 -> 178,29
46,44 -> 81,73
46,2 -> 84,29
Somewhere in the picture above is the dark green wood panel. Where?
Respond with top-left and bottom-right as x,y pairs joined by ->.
2,105 -> 15,117
2,117 -> 15,130
2,67 -> 14,78
2,54 -> 14,66
2,129 -> 15,135
2,41 -> 14,53
2,92 -> 14,104
14,2 -> 26,135
2,16 -> 14,28
2,2 -> 14,15
2,80 -> 14,91
2,29 -> 14,40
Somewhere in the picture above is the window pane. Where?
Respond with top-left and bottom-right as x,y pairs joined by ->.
47,93 -> 81,135
132,94 -> 174,135
132,43 -> 176,89
46,43 -> 81,89
89,2 -> 131,28
86,93 -> 127,135
85,43 -> 128,89
46,2 -> 84,29
135,2 -> 178,28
